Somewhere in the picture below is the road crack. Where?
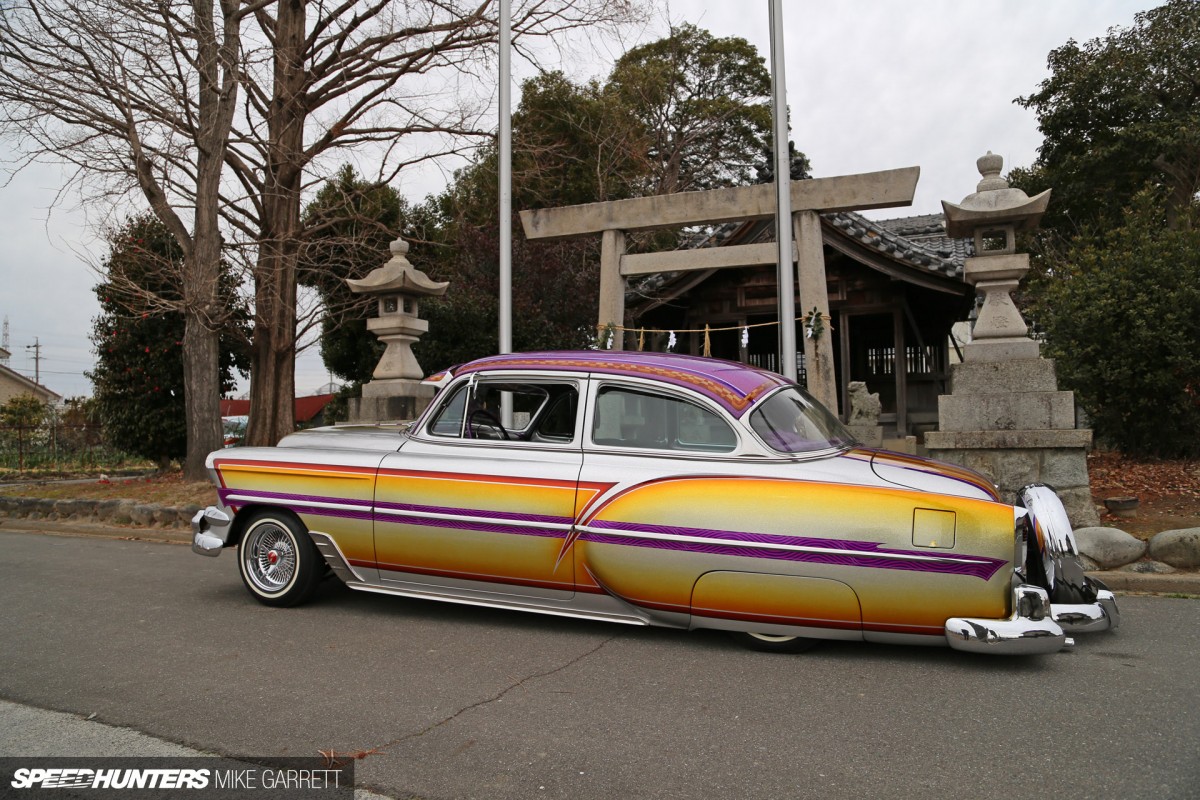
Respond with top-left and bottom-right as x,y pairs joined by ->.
319,635 -> 616,765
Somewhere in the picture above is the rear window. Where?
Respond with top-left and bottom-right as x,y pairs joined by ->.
592,386 -> 736,453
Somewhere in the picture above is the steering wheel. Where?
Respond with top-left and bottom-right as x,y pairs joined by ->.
467,408 -> 510,440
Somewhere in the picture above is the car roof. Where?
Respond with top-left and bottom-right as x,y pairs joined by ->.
448,351 -> 791,418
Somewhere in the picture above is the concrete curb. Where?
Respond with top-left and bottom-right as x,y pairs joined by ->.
2,497 -> 1197,595
0,495 -> 202,532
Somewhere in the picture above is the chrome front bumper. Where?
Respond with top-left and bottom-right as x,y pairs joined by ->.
945,584 -> 1070,655
945,579 -> 1120,655
191,506 -> 232,557
1053,587 -> 1121,634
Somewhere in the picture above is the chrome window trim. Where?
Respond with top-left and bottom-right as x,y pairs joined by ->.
582,376 -> 748,458
413,372 -> 586,450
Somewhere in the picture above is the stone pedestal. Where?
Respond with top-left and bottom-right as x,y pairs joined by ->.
925,359 -> 1098,526
349,379 -> 437,423
846,423 -> 883,448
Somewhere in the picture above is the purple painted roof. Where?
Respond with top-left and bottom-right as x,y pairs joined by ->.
449,351 -> 791,418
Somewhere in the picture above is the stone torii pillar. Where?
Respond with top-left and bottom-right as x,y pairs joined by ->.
519,167 -> 919,413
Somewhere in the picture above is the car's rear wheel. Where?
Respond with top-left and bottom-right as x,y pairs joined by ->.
237,510 -> 323,607
732,631 -> 819,653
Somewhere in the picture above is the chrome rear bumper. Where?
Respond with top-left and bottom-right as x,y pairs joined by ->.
191,506 -> 232,557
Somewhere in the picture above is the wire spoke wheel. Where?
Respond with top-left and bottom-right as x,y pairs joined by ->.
236,511 -> 322,607
244,524 -> 298,592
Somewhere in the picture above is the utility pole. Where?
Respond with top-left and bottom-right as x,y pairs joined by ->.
25,337 -> 41,384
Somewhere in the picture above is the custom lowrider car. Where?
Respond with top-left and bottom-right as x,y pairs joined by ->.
192,351 -> 1118,655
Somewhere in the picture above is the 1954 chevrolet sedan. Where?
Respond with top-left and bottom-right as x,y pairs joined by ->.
192,351 -> 1119,655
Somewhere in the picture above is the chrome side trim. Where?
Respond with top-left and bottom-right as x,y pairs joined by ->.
343,580 -> 649,626
308,531 -> 365,583
577,524 -> 995,568
191,506 -> 232,557
945,584 -> 1069,655
222,494 -> 373,516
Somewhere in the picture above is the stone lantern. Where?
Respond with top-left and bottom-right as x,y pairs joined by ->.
941,151 -> 1049,362
345,237 -> 449,422
925,152 -> 1098,526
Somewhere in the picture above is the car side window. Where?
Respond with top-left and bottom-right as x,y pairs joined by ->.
591,386 -> 736,453
427,379 -> 579,444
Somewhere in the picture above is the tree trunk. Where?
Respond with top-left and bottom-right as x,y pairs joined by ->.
180,0 -> 239,478
246,0 -> 304,447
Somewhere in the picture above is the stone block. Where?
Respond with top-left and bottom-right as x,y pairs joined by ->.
962,338 -> 1041,362
130,504 -> 157,526
924,429 -> 1092,450
54,499 -> 83,519
111,499 -> 137,525
1117,560 -> 1176,574
949,359 -> 1060,395
349,384 -> 435,423
846,424 -> 883,447
1148,528 -> 1200,569
1041,450 -> 1091,489
1074,527 -> 1146,569
938,392 -> 1077,432
94,499 -> 120,522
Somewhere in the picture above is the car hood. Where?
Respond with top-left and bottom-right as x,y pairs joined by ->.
275,423 -> 410,452
866,449 -> 1000,503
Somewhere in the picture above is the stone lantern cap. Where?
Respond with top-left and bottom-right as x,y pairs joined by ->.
345,237 -> 449,297
941,152 -> 1051,238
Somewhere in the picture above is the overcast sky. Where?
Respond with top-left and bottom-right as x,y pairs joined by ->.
0,0 -> 1158,400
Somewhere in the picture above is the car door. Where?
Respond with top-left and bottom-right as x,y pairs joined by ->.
373,375 -> 584,602
572,379 -> 746,623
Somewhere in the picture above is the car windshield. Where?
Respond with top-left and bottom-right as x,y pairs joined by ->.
749,387 -> 856,453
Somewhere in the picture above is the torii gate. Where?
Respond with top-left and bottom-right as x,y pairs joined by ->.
518,167 -> 919,414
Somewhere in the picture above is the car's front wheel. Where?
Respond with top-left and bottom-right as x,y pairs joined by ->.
731,631 -> 819,654
237,511 -> 323,607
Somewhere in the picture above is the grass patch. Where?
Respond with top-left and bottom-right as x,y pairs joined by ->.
0,470 -> 216,508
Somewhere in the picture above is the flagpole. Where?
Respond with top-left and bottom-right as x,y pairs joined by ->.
499,0 -> 513,425
499,0 -> 512,358
769,0 -> 797,381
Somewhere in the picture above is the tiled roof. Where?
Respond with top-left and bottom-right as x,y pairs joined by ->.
870,213 -> 974,267
825,212 -> 965,278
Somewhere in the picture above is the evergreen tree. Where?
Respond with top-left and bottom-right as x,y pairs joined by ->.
88,215 -> 248,467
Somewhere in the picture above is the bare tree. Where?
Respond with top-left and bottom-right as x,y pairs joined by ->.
223,0 -> 640,446
0,0 -> 247,479
3,0 -> 642,457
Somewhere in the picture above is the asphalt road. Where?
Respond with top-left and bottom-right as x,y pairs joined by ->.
1,528 -> 1197,800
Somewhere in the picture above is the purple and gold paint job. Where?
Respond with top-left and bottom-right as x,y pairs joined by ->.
447,351 -> 788,418
195,351 -> 1111,654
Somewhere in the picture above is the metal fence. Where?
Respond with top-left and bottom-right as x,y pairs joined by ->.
0,422 -> 137,474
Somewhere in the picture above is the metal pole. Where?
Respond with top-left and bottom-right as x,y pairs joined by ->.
498,0 -> 512,358
768,0 -> 797,381
498,0 -> 513,426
